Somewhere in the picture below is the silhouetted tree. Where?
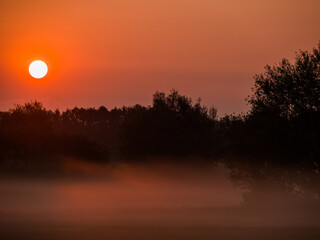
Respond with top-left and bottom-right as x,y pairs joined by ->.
248,43 -> 320,118
119,90 -> 217,159
223,42 -> 320,196
0,102 -> 107,172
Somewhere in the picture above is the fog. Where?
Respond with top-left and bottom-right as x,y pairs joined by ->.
0,159 -> 319,239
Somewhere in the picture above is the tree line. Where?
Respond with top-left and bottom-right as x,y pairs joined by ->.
0,42 -> 319,196
0,90 -> 216,162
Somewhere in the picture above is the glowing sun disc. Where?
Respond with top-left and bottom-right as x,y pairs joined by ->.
29,60 -> 48,79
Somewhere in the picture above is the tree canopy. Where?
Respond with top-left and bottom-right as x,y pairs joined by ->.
248,43 -> 320,118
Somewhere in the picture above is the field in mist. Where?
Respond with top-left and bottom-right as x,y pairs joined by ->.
1,159 -> 320,240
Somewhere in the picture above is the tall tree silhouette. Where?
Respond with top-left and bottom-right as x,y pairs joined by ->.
224,42 -> 320,196
248,42 -> 320,118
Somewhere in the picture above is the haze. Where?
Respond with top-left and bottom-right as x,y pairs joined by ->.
1,161 -> 319,239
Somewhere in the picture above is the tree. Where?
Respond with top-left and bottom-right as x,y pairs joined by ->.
248,42 -> 320,118
119,89 -> 217,158
228,42 -> 320,197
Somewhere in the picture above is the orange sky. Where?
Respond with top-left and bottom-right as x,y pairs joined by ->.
1,0 -> 320,115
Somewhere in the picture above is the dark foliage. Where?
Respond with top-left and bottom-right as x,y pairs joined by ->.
0,90 -> 216,167
0,102 -> 107,164
119,90 -> 216,159
221,43 -> 320,196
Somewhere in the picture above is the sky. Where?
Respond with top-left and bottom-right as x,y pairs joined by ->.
0,0 -> 320,115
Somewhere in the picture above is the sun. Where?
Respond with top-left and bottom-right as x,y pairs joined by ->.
29,60 -> 48,79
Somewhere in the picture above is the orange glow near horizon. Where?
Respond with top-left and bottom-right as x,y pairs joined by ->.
1,0 -> 320,114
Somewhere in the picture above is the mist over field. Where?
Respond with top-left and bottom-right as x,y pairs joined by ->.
0,21 -> 319,238
1,159 -> 320,240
